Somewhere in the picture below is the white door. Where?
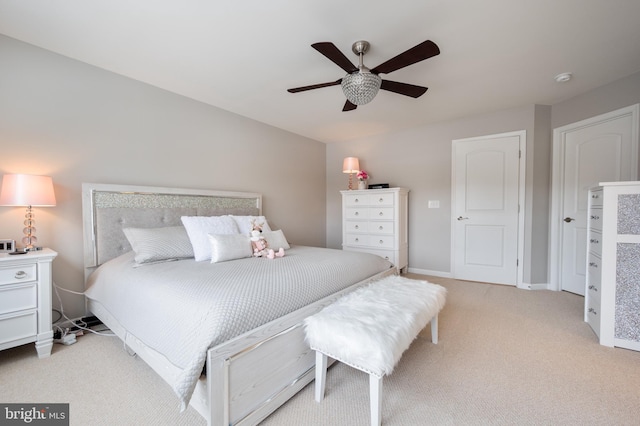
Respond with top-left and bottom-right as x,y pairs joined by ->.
553,106 -> 638,295
452,132 -> 524,285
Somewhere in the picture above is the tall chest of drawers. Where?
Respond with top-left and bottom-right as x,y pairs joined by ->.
0,248 -> 57,357
341,187 -> 409,272
585,182 -> 640,351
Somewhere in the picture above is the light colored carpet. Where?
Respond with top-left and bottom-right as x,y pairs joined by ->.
1,275 -> 639,425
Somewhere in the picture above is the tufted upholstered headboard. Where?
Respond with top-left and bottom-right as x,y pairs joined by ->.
82,183 -> 262,280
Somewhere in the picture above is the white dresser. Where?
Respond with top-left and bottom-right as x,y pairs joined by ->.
341,187 -> 409,272
0,248 -> 57,357
585,182 -> 640,351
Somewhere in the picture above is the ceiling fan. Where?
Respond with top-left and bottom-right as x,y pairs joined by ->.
287,40 -> 440,112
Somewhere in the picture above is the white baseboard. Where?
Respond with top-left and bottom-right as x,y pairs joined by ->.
406,267 -> 452,278
519,283 -> 550,291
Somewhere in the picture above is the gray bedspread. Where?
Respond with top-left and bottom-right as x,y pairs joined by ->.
84,245 -> 392,408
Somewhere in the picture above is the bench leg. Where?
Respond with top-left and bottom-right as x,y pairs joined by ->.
431,314 -> 439,344
315,351 -> 328,402
370,374 -> 382,426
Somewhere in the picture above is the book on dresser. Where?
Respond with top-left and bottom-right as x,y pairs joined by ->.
341,187 -> 409,273
585,181 -> 640,351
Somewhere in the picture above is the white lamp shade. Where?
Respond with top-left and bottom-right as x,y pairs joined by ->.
342,157 -> 360,174
0,174 -> 57,207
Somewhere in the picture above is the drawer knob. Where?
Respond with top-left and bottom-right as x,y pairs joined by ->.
588,307 -> 598,315
592,194 -> 599,199
589,262 -> 598,268
379,240 -> 384,244
379,198 -> 384,203
590,239 -> 599,244
378,226 -> 383,230
355,238 -> 359,242
14,270 -> 28,280
354,211 -> 359,216
379,212 -> 384,216
590,215 -> 600,220
355,198 -> 359,203
354,225 -> 359,229
384,256 -> 390,260
588,285 -> 598,292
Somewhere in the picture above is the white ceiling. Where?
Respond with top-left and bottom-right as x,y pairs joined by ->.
2,0 -> 640,143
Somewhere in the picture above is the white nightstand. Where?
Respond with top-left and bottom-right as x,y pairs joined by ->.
0,248 -> 58,358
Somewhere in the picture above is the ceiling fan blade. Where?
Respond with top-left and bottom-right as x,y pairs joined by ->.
371,40 -> 440,75
380,80 -> 428,98
312,42 -> 359,74
287,79 -> 342,93
342,100 -> 357,112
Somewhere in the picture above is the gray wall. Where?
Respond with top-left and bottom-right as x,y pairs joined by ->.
327,71 -> 640,284
0,35 -> 326,318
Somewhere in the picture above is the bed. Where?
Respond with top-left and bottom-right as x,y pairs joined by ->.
81,183 -> 395,425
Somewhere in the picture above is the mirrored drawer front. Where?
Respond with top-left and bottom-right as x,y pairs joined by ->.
0,264 -> 37,286
0,283 -> 37,315
345,220 -> 369,233
589,190 -> 603,208
588,230 -> 602,256
345,234 -> 395,249
589,208 -> 603,231
0,311 -> 37,345
368,221 -> 394,235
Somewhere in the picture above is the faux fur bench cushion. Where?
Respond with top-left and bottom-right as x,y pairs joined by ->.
304,275 -> 446,377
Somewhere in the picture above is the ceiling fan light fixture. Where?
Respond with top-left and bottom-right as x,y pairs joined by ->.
341,71 -> 382,105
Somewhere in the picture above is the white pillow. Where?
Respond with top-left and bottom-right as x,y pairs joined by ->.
262,229 -> 290,250
181,216 -> 240,261
208,233 -> 253,263
230,215 -> 272,235
123,226 -> 194,265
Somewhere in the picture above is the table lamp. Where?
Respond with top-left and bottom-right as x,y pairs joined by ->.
0,174 -> 56,251
342,157 -> 360,190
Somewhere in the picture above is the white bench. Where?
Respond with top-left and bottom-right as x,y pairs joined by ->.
303,275 -> 446,426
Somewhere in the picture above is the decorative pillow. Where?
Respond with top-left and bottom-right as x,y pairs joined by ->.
181,216 -> 240,261
208,233 -> 253,263
230,215 -> 272,235
123,226 -> 194,265
262,229 -> 290,250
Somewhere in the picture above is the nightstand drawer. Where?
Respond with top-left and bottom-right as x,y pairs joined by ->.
589,208 -> 603,231
0,311 -> 38,346
0,283 -> 37,315
0,264 -> 37,286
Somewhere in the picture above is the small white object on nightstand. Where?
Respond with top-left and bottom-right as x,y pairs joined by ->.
0,248 -> 58,357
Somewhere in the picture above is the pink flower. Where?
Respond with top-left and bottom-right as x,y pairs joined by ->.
356,170 -> 369,181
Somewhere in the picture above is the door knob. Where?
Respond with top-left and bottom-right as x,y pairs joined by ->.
564,217 -> 575,223
457,216 -> 469,221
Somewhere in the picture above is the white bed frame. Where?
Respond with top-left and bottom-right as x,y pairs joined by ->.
82,183 -> 394,425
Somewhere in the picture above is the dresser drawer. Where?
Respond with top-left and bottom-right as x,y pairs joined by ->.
587,252 -> 602,276
0,264 -> 37,286
368,192 -> 394,206
369,207 -> 394,220
345,208 -> 368,220
343,246 -> 396,264
344,220 -> 368,233
368,221 -> 394,235
588,208 -> 603,231
366,235 -> 395,249
0,311 -> 38,346
344,194 -> 369,207
0,283 -> 37,315
588,230 -> 602,256
344,234 -> 369,247
585,295 -> 601,338
589,189 -> 603,208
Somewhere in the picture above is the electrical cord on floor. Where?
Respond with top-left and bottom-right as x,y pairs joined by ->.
53,280 -> 116,340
